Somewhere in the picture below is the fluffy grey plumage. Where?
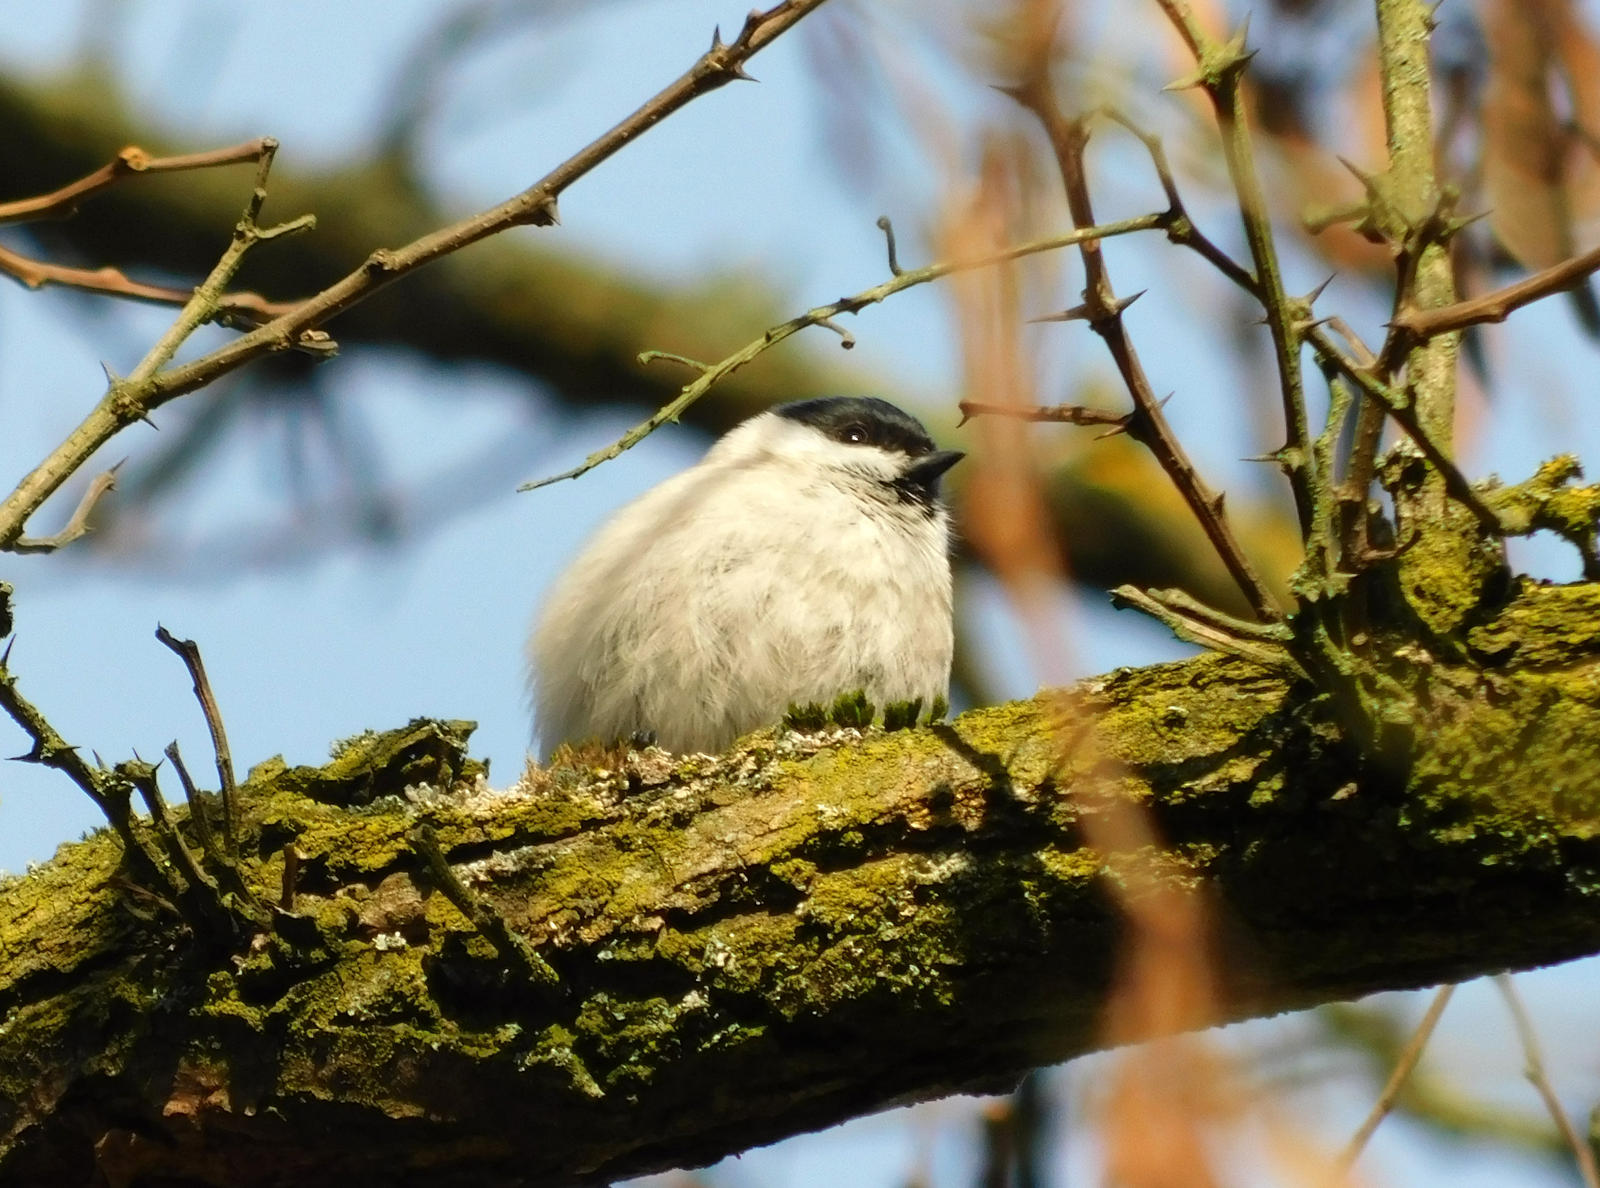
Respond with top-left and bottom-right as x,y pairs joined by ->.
530,397 -> 962,756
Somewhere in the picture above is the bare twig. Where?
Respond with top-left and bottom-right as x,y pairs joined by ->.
1329,983 -> 1456,1181
0,642 -> 115,819
9,465 -> 121,554
0,0 -> 833,551
1152,1 -> 1316,538
876,215 -> 905,276
0,242 -> 296,325
0,139 -> 274,224
155,626 -> 239,857
1497,975 -> 1600,1188
0,644 -> 175,897
119,757 -> 223,910
1110,585 -> 1300,673
162,738 -> 254,905
1392,239 -> 1600,339
1000,68 -> 1280,622
1100,109 -> 1498,553
957,400 -> 1126,429
163,740 -> 221,867
520,213 -> 1166,490
0,142 -> 316,554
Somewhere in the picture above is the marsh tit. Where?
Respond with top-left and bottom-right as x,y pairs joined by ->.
530,396 -> 963,756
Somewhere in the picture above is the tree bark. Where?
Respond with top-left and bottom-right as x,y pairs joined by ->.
2,578 -> 1598,1187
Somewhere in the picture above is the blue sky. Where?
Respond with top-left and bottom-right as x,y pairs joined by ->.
1,2 -> 1598,1185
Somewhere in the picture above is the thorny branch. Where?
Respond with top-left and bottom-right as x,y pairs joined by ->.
155,627 -> 240,857
0,0 -> 834,554
996,64 -> 1280,623
1153,0 -> 1316,539
0,141 -> 318,554
521,213 -> 1166,490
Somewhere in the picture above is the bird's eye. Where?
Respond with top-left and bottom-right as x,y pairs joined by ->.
840,424 -> 869,444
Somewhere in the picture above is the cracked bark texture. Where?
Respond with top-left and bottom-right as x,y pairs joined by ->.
2,578 -> 1598,1187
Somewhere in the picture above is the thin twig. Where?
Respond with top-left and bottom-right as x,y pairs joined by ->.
120,758 -> 221,905
1497,975 -> 1600,1188
876,215 -> 904,276
957,401 -> 1126,429
1000,68 -> 1280,621
0,142 -> 315,553
0,645 -> 173,891
163,740 -> 221,867
1329,983 -> 1455,1181
1366,0 -> 1459,454
0,0 -> 833,551
1100,108 -> 1498,549
1392,238 -> 1600,339
162,738 -> 253,906
1109,585 -> 1301,673
1152,1 -> 1316,539
9,465 -> 121,554
520,213 -> 1167,491
0,643 -> 114,817
126,143 -> 309,386
155,627 -> 239,857
1305,335 -> 1503,536
0,139 -> 275,224
0,242 -> 296,325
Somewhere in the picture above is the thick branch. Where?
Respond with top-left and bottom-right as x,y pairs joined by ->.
2,580 -> 1599,1187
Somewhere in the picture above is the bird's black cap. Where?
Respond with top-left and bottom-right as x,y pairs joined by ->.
774,396 -> 937,457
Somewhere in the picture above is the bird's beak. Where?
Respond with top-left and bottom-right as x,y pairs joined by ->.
902,449 -> 965,489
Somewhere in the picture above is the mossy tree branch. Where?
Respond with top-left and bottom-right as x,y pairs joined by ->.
3,580 -> 1600,1187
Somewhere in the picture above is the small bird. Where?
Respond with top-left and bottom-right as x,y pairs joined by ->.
530,396 -> 963,756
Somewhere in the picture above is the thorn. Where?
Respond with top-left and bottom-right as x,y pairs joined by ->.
1164,67 -> 1207,93
100,361 -> 121,386
1210,492 -> 1227,515
1443,208 -> 1490,238
709,24 -> 728,53
1240,451 -> 1279,464
727,63 -> 757,82
991,81 -> 1032,107
1094,415 -> 1136,441
0,636 -> 14,667
530,197 -> 560,227
1111,289 -> 1146,315
1336,155 -> 1380,192
1030,303 -> 1092,324
1302,275 -> 1335,308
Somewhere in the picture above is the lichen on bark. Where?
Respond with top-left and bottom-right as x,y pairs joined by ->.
3,578 -> 1599,1187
